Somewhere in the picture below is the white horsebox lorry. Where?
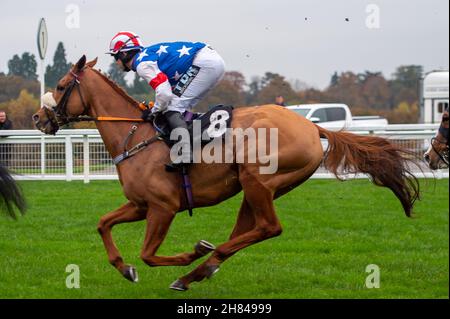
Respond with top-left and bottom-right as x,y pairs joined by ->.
286,103 -> 388,130
420,70 -> 449,124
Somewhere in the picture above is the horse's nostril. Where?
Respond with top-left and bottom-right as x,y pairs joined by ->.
424,154 -> 430,162
32,114 -> 40,122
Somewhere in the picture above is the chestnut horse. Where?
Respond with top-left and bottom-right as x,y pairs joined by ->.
0,163 -> 26,219
33,56 -> 419,291
424,109 -> 449,170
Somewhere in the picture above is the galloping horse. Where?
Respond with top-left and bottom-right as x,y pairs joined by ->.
424,108 -> 449,170
32,56 -> 420,291
0,163 -> 26,219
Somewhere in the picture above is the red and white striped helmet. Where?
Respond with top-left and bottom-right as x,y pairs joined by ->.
107,31 -> 143,55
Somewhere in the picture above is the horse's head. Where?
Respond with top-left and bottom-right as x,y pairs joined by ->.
424,110 -> 449,170
33,55 -> 98,135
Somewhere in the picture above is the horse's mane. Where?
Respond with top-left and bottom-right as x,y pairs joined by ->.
90,68 -> 140,107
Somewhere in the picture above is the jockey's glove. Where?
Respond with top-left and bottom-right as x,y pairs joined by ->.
141,109 -> 154,122
151,104 -> 163,113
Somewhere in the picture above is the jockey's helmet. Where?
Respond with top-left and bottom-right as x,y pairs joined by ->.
107,31 -> 143,71
107,31 -> 143,55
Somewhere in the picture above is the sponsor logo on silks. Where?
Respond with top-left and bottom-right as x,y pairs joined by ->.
172,65 -> 201,97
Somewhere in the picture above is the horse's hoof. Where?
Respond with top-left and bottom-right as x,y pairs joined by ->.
206,265 -> 220,279
170,279 -> 189,291
122,265 -> 139,283
195,240 -> 216,256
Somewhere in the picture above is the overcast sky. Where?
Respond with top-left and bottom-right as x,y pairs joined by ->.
0,0 -> 448,89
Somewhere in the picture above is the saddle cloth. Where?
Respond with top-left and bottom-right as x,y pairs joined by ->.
154,105 -> 233,147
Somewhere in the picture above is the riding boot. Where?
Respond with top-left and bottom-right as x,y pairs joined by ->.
164,111 -> 192,172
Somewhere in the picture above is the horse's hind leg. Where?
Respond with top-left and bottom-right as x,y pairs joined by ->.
172,171 -> 282,291
229,197 -> 255,239
97,201 -> 146,282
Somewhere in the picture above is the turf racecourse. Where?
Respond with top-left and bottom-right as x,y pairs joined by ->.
0,179 -> 448,299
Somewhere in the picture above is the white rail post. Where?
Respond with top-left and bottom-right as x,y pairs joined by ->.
40,135 -> 46,178
65,135 -> 73,181
83,134 -> 90,183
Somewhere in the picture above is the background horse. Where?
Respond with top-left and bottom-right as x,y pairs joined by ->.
32,56 -> 420,291
424,109 -> 449,170
0,163 -> 26,219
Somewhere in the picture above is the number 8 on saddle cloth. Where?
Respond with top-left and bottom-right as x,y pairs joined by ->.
153,104 -> 234,148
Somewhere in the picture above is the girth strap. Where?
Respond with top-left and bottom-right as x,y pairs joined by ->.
113,133 -> 162,165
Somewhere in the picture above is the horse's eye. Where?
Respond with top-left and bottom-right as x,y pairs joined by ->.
56,85 -> 65,92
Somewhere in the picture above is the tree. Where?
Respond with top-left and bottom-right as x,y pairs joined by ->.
107,62 -> 128,89
7,55 -> 21,77
391,65 -> 423,90
129,73 -> 152,102
357,71 -> 382,84
7,52 -> 38,80
389,65 -> 423,107
222,71 -> 246,94
0,73 -> 39,103
288,78 -> 308,92
45,42 -> 72,88
387,101 -> 419,124
255,73 -> 298,105
325,71 -> 365,109
246,76 -> 262,105
0,90 -> 40,129
195,72 -> 248,112
329,71 -> 339,87
260,72 -> 279,88
298,88 -> 327,104
360,72 -> 391,110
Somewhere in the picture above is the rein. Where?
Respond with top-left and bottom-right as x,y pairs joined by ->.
431,136 -> 449,167
68,116 -> 144,122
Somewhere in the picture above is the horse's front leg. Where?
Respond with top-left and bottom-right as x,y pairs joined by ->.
140,203 -> 215,267
97,201 -> 146,282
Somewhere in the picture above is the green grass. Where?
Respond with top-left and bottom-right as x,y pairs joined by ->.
0,179 -> 448,299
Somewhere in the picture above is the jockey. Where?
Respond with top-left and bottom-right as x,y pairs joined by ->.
107,31 -> 225,171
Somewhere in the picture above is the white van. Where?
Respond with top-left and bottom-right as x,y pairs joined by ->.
286,103 -> 388,130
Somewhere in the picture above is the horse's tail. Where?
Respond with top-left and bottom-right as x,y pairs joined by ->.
0,163 -> 26,219
316,125 -> 420,217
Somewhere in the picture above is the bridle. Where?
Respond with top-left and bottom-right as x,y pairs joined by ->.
430,115 -> 449,167
46,68 -> 145,133
52,70 -> 90,127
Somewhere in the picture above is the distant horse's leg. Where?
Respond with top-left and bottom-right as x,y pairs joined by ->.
172,171 -> 282,291
140,204 -> 215,267
97,201 -> 146,282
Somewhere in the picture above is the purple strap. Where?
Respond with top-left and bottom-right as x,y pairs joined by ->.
182,169 -> 194,217
182,110 -> 194,216
183,111 -> 194,121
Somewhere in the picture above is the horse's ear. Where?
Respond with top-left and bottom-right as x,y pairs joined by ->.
75,55 -> 87,71
86,57 -> 98,68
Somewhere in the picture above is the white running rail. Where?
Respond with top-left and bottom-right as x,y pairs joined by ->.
1,125 -> 448,182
